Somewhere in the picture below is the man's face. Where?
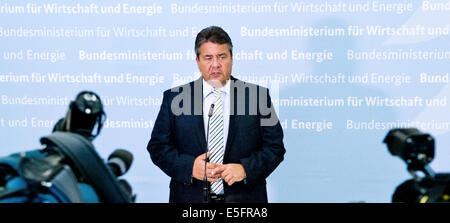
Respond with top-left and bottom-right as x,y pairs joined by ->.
196,42 -> 232,88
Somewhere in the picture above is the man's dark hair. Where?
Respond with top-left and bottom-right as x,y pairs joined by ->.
195,26 -> 233,58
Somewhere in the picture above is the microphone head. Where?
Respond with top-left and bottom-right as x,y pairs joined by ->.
108,149 -> 133,175
208,104 -> 215,117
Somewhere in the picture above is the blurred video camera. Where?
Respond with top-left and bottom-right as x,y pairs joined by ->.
0,91 -> 135,203
384,128 -> 450,203
53,90 -> 106,140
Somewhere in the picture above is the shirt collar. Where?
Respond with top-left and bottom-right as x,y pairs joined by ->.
202,78 -> 230,99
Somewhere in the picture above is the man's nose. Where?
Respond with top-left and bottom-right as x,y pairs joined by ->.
211,57 -> 221,67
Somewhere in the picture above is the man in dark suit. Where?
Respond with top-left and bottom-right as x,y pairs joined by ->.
147,26 -> 285,203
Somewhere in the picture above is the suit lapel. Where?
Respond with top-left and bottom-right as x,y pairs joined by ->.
191,78 -> 207,154
224,113 -> 237,160
193,114 -> 207,154
224,77 -> 238,160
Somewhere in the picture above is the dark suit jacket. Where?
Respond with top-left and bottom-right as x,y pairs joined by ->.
147,76 -> 285,203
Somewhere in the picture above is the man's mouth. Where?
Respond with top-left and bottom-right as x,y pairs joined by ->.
210,72 -> 221,77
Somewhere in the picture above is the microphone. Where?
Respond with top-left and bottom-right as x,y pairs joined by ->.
208,103 -> 215,117
107,149 -> 133,177
203,103 -> 214,203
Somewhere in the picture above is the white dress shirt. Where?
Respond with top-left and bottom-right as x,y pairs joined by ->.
202,78 -> 230,149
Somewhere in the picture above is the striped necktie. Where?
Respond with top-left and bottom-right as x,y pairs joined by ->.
208,89 -> 224,194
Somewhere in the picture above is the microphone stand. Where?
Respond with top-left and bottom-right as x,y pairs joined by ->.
203,104 -> 215,203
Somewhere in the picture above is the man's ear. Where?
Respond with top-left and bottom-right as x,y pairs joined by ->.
196,56 -> 200,69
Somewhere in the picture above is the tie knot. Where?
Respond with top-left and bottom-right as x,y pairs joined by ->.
213,89 -> 221,97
